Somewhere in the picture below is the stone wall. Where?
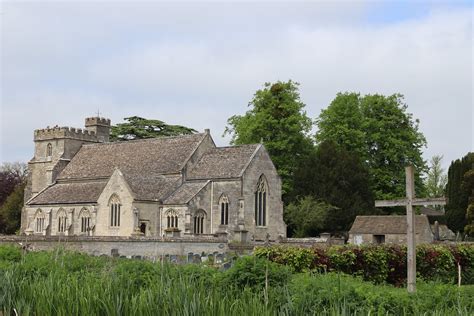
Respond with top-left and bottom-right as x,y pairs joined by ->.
0,236 -> 229,257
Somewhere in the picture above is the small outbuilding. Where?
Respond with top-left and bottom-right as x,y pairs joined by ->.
348,215 -> 433,245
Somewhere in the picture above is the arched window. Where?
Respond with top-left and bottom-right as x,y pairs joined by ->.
193,210 -> 205,234
46,143 -> 52,157
219,195 -> 229,225
109,195 -> 121,227
57,208 -> 67,233
254,175 -> 267,226
35,209 -> 45,233
166,209 -> 179,229
80,208 -> 91,234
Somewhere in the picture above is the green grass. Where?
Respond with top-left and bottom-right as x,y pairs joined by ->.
0,245 -> 472,315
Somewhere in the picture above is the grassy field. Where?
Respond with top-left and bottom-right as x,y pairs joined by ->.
0,245 -> 473,315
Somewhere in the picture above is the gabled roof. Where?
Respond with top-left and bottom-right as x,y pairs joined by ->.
125,175 -> 182,201
349,215 -> 431,235
187,144 -> 260,180
58,133 -> 207,180
163,181 -> 209,205
28,181 -> 107,205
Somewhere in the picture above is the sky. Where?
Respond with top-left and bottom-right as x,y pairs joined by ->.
1,0 -> 473,171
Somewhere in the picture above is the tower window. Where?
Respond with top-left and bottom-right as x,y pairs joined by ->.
46,143 -> 52,157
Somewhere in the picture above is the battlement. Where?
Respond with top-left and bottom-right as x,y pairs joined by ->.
34,126 -> 99,141
85,117 -> 111,127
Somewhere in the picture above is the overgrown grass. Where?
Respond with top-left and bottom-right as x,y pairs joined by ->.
0,245 -> 473,315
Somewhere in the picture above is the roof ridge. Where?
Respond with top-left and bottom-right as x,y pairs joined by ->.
82,133 -> 205,147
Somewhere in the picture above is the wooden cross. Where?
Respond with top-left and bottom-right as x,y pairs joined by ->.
374,165 -> 446,293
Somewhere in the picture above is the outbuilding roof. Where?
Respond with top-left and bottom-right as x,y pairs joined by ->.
349,215 -> 432,235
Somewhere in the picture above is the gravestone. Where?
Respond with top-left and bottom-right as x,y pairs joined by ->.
188,252 -> 194,263
216,253 -> 224,264
193,254 -> 201,264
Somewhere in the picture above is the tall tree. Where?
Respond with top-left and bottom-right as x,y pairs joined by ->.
291,141 -> 374,233
225,81 -> 313,198
0,162 -> 27,206
425,155 -> 448,210
315,92 -> 427,201
110,116 -> 197,141
445,152 -> 474,234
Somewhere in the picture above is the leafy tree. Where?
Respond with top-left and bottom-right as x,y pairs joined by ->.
445,152 -> 474,233
225,80 -> 313,198
291,141 -> 374,232
0,162 -> 27,206
425,155 -> 448,211
0,182 -> 25,234
284,196 -> 339,237
110,116 -> 197,141
425,155 -> 448,198
315,92 -> 427,201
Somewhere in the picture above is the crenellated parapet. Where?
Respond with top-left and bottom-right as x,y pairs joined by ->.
34,126 -> 99,141
85,117 -> 111,127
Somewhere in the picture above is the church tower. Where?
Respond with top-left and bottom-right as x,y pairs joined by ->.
25,117 -> 111,201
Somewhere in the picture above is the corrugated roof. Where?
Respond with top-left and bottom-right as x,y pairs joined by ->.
58,133 -> 206,180
349,215 -> 431,235
28,182 -> 107,205
163,181 -> 209,204
187,144 -> 259,179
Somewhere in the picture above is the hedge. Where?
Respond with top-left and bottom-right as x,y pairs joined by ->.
254,244 -> 474,285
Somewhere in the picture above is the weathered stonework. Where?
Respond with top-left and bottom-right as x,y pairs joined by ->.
22,117 -> 287,243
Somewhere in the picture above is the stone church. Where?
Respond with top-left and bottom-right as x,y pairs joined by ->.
21,117 -> 286,242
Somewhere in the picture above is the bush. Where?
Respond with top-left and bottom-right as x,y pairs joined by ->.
260,244 -> 474,285
220,256 -> 291,290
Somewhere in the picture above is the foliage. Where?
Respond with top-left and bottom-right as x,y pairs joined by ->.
110,116 -> 197,141
220,256 -> 291,290
425,155 -> 448,199
0,181 -> 25,235
315,92 -> 427,202
260,244 -> 474,286
462,169 -> 474,235
1,247 -> 473,315
0,162 -> 27,206
224,80 -> 313,198
254,246 -> 314,273
445,152 -> 474,233
284,196 -> 339,237
291,141 -> 374,233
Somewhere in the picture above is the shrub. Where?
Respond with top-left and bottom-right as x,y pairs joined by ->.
0,245 -> 21,262
220,256 -> 291,290
254,245 -> 313,272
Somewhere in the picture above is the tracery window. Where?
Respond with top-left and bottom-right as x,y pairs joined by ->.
166,209 -> 179,229
193,210 -> 205,234
80,208 -> 91,233
220,195 -> 229,225
254,175 -> 267,226
57,209 -> 67,233
46,143 -> 52,157
35,209 -> 45,233
109,195 -> 121,227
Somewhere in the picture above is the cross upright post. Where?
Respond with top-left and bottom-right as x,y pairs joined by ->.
405,165 -> 416,293
374,165 -> 446,293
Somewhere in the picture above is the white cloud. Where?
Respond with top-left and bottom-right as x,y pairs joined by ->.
1,2 -> 472,169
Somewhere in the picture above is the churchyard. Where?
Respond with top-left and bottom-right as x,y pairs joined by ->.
1,243 -> 473,315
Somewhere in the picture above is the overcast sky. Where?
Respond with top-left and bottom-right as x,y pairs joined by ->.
1,0 -> 472,171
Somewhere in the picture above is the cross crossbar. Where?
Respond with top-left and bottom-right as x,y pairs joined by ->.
375,197 -> 446,208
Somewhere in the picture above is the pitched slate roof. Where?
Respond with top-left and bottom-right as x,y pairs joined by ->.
187,144 -> 260,180
349,215 -> 431,235
163,181 -> 209,205
28,182 -> 107,205
58,133 -> 206,180
125,175 -> 182,201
